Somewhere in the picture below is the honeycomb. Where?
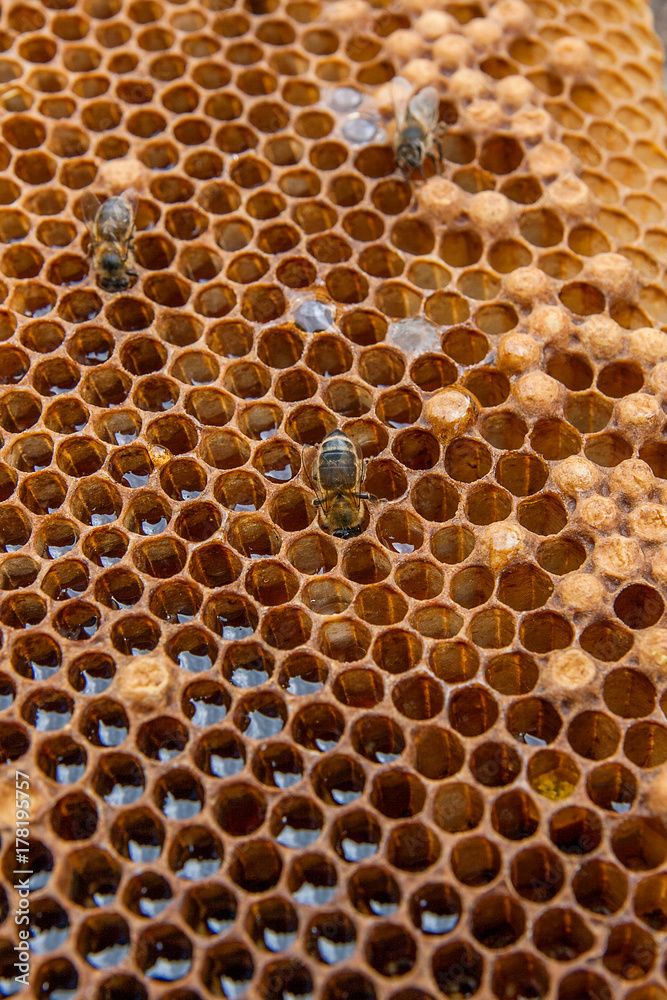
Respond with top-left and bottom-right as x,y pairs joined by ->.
3,0 -> 667,995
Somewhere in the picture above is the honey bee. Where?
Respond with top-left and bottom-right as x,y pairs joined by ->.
392,76 -> 445,175
307,429 -> 377,539
82,191 -> 138,292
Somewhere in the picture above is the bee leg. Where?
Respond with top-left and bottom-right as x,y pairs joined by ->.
425,149 -> 440,174
356,493 -> 378,502
434,125 -> 447,167
303,457 -> 318,494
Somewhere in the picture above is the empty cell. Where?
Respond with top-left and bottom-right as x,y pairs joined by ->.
566,711 -> 620,762
580,620 -> 634,662
392,429 -> 439,471
365,923 -> 416,976
533,908 -> 595,961
596,358 -> 644,398
603,668 -> 656,718
467,484 -> 512,525
451,566 -> 494,609
312,754 -> 364,807
445,438 -> 492,483
585,761 -> 637,816
412,475 -> 460,522
530,412 -> 582,457
395,561 -> 444,601
614,584 -> 664,629
573,859 -> 627,916
491,788 -> 539,841
353,583 -> 407,625
497,563 -> 553,611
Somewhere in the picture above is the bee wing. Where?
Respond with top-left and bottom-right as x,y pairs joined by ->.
406,86 -> 440,131
118,189 -> 139,243
303,446 -> 322,493
390,75 -> 414,132
122,187 -> 140,206
80,191 -> 102,233
121,188 -> 140,216
305,446 -> 332,513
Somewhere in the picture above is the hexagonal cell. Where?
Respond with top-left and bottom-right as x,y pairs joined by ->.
92,752 -> 144,808
261,604 -> 312,650
491,788 -> 540,841
268,795 -> 323,850
0,390 -> 42,434
533,907 -> 596,963
284,844 -> 337,904
529,750 -> 583,808
351,713 -> 405,765
571,858 -> 628,920
330,807 -> 381,863
51,791 -> 99,842
385,820 -> 441,873
0,721 -> 30,764
278,650 -> 327,696
332,669 -> 382,711
0,505 -> 31,552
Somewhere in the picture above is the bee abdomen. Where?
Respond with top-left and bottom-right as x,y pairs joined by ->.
317,430 -> 359,490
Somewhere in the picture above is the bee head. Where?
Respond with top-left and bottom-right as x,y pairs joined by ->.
332,524 -> 363,539
398,141 -> 423,170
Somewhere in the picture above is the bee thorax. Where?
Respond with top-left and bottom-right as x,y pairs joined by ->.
401,124 -> 425,142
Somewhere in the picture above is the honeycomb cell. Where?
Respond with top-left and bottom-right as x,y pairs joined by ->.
451,834 -> 501,887
269,795 -> 323,849
385,820 -> 440,873
451,566 -> 495,609
408,714 -> 464,788
533,908 -> 595,962
572,858 -> 628,917
489,787 -> 539,844
166,628 -> 217,674
365,923 -> 417,976
238,402 -> 283,442
391,674 -> 443,721
305,910 -> 356,966
51,791 -> 99,841
471,893 -> 526,950
92,752 -> 143,807
449,685 -> 499,737
580,619 -> 633,662
285,847 -> 338,908
445,437 -> 492,484
431,941 -> 484,998
0,721 -> 29,762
